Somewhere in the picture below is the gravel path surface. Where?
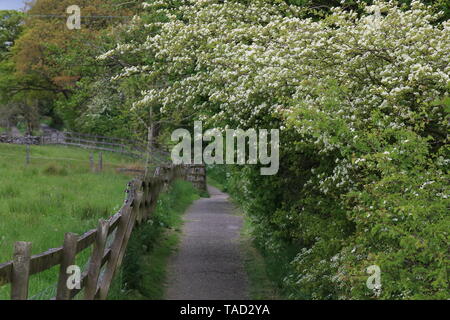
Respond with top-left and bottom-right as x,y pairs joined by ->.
166,185 -> 249,300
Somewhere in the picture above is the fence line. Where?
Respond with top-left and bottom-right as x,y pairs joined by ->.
0,151 -> 117,164
0,163 -> 207,300
41,131 -> 149,159
0,130 -> 176,172
0,131 -> 172,163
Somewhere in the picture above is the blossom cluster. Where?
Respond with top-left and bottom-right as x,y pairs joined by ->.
97,0 -> 450,299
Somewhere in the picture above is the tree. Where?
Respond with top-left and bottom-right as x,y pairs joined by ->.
0,10 -> 24,132
98,0 -> 449,299
0,10 -> 24,61
4,0 -> 139,129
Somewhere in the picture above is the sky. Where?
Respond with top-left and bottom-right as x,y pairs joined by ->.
0,0 -> 27,11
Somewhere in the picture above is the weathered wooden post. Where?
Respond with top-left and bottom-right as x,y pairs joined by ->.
56,233 -> 78,300
98,152 -> 103,172
98,181 -> 141,299
116,190 -> 142,269
11,241 -> 32,300
89,152 -> 95,172
84,219 -> 109,300
98,204 -> 133,299
25,144 -> 30,165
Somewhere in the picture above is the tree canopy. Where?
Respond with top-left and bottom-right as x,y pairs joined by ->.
0,0 -> 448,299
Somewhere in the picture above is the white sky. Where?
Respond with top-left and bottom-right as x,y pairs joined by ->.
0,0 -> 27,11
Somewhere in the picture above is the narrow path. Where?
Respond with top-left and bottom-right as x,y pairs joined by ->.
166,185 -> 249,300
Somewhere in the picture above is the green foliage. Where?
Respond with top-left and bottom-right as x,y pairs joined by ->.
119,0 -> 448,299
0,10 -> 23,60
240,211 -> 282,300
0,0 -> 143,133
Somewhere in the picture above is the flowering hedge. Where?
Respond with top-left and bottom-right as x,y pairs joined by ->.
99,0 -> 449,299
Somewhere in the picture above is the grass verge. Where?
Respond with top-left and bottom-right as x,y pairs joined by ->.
240,210 -> 280,300
108,179 -> 200,300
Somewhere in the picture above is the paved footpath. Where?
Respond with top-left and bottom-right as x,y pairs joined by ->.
166,185 -> 249,300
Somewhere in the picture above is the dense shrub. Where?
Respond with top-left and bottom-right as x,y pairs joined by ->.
101,0 -> 449,299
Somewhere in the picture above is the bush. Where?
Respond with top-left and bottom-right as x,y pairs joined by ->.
102,0 -> 449,299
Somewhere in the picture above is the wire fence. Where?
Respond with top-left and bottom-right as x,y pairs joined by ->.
0,130 -> 173,172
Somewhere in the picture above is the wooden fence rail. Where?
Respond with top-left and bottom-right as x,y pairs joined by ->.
1,130 -> 174,166
40,131 -> 150,159
0,164 -> 205,300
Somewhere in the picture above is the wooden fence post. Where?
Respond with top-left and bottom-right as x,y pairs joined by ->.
56,233 -> 78,300
115,191 -> 142,270
89,153 -> 94,173
11,242 -> 32,300
142,181 -> 151,221
98,182 -> 141,299
25,144 -> 30,165
97,205 -> 132,299
98,152 -> 103,172
84,219 -> 109,300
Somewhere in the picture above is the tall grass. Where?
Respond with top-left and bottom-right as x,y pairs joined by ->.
0,144 -> 133,299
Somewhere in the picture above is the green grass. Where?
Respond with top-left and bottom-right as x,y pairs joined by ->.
108,180 -> 200,300
206,176 -> 225,192
240,215 -> 280,300
0,143 -> 134,300
205,165 -> 229,192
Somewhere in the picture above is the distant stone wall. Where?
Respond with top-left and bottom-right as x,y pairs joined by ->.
0,135 -> 41,145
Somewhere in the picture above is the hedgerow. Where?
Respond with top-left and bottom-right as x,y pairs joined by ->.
98,0 -> 449,299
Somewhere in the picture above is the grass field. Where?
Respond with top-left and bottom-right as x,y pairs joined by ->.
0,143 -> 135,299
108,180 -> 200,300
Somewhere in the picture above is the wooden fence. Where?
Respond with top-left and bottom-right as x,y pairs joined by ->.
0,130 -> 170,163
0,164 -> 204,300
40,131 -> 166,161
